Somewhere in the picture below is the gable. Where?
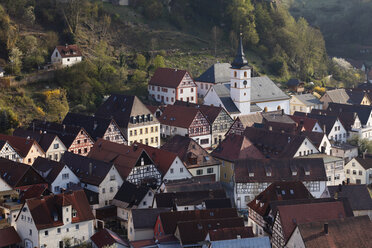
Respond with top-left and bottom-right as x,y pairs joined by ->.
294,138 -> 319,157
179,72 -> 197,88
163,156 -> 192,180
312,122 -> 323,133
290,96 -> 304,105
0,177 -> 12,191
346,159 -> 365,171
190,111 -> 209,128
46,136 -> 67,153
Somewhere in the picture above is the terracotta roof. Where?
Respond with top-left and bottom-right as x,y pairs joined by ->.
19,184 -> 50,202
248,181 -> 313,217
234,158 -> 327,183
0,226 -> 21,247
310,109 -> 357,132
289,115 -> 319,132
0,158 -> 46,188
0,133 -> 43,158
131,208 -> 170,229
56,44 -> 82,58
297,216 -> 372,248
24,190 -> 94,230
277,201 -> 349,243
13,128 -> 60,152
158,105 -> 208,129
95,205 -> 117,221
154,189 -> 226,208
293,112 -> 340,136
161,135 -> 220,168
176,217 -> 245,245
113,181 -> 150,208
130,235 -> 179,248
211,134 -> 264,162
164,179 -> 222,193
95,94 -> 159,129
88,138 -> 154,180
328,184 -> 372,211
301,131 -> 326,148
260,121 -> 298,134
354,154 -> 372,170
208,226 -> 254,241
149,68 -> 191,88
33,157 -> 68,184
61,152 -> 114,186
134,143 -> 177,175
29,120 -> 93,149
158,208 -> 238,235
63,113 -> 126,142
90,228 -> 129,248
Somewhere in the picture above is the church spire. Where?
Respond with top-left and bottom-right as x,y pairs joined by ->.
231,33 -> 249,69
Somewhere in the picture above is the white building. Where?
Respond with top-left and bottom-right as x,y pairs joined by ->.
148,68 -> 197,105
344,154 -> 372,185
51,44 -> 82,67
290,93 -> 323,115
202,36 -> 290,118
0,140 -> 22,162
15,190 -> 95,248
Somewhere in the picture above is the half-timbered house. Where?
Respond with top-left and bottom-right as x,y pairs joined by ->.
0,140 -> 22,162
88,139 -> 163,187
62,112 -> 127,144
158,105 -> 211,148
148,68 -> 197,105
30,120 -> 95,156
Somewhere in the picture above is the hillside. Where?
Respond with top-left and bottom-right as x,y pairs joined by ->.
0,0 -> 362,133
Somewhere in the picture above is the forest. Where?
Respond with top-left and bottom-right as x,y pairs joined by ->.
0,0 -> 366,133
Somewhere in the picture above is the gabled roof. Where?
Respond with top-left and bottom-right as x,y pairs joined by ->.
247,181 -> 313,217
95,94 -> 159,129
131,208 -> 170,229
301,131 -> 327,148
149,68 -> 192,88
290,115 -> 320,132
33,157 -> 70,184
62,112 -> 126,142
293,112 -> 339,135
328,184 -> 372,211
113,181 -> 150,208
346,89 -> 369,104
297,216 -> 372,248
13,129 -> 59,152
324,89 -> 351,104
204,198 -> 232,209
293,93 -> 322,106
176,217 -> 245,245
207,226 -> 254,241
0,226 -> 21,247
211,84 -> 241,114
164,180 -> 223,193
61,152 -> 114,186
311,108 -> 358,132
29,120 -> 93,149
327,102 -> 372,126
56,44 -> 82,58
211,134 -> 264,162
90,228 -> 129,248
173,100 -> 230,124
161,135 -> 220,168
195,63 -> 231,84
19,184 -> 50,202
287,78 -> 304,87
158,105 -> 208,128
277,201 -> 350,243
24,190 -> 94,230
154,189 -> 226,208
234,158 -> 327,183
354,154 -> 372,170
0,133 -> 43,158
159,208 -> 238,235
251,76 -> 290,102
88,138 -> 155,180
0,158 -> 46,188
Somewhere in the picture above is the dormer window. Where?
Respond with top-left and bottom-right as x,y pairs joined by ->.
260,202 -> 264,208
266,172 -> 272,177
305,171 -> 310,176
72,209 -> 77,218
292,171 -> 297,176
249,173 -> 254,177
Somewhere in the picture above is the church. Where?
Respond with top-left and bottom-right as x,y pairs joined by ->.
200,35 -> 290,118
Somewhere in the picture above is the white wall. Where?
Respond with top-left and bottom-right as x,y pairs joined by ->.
195,81 -> 213,98
328,119 -> 347,143
149,86 -> 176,105
0,142 -> 22,162
325,159 -> 345,186
294,138 -> 319,157
188,165 -> 220,181
163,157 -> 192,181
16,203 -> 40,248
286,226 -> 306,248
344,159 -> 368,184
98,166 -> 124,208
192,133 -> 212,149
45,137 -> 67,161
256,99 -> 290,115
103,122 -> 127,144
51,166 -> 80,194
0,178 -> 12,192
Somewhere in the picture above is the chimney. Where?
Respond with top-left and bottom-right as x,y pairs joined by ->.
334,191 -> 338,200
323,124 -> 326,134
282,109 -> 284,115
324,223 -> 328,235
65,43 -> 68,48
133,143 -> 138,151
93,121 -> 98,130
89,163 -> 92,176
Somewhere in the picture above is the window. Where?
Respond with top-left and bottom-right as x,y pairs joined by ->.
57,228 -> 61,234
353,170 -> 357,175
234,71 -> 237,77
66,228 -> 69,232
110,187 -> 114,193
62,173 -> 69,180
75,224 -> 79,230
170,168 -> 174,174
72,209 -> 77,218
359,170 -> 363,175
207,168 -> 214,174
244,71 -> 247,77
45,231 -> 48,236
84,139 -> 87,143
196,169 -> 203,175
140,129 -> 143,134
110,175 -> 115,181
180,89 -> 183,94
29,229 -> 32,236
78,149 -> 81,154
54,143 -> 59,149
143,201 -> 147,206
102,188 -> 106,193
346,169 -> 350,174
54,186 -> 60,192
180,168 -> 183,173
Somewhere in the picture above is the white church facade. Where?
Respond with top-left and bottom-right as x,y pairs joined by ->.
202,36 -> 290,118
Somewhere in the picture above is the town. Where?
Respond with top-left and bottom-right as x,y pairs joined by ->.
0,34 -> 371,248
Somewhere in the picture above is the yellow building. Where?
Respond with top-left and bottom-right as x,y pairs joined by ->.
95,95 -> 161,148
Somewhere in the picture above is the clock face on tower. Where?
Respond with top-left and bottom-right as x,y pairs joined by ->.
243,80 -> 247,86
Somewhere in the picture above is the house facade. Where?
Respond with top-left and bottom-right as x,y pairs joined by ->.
15,191 -> 94,248
95,95 -> 160,148
148,68 -> 197,104
0,141 -> 22,162
290,94 -> 323,115
344,155 -> 372,185
51,44 -> 82,67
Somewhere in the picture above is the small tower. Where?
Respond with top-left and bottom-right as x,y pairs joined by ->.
230,34 -> 251,115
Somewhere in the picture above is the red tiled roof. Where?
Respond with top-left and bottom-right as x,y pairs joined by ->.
20,184 -> 49,202
90,228 -> 128,248
0,134 -> 44,158
25,190 -> 94,230
211,134 -> 264,162
290,115 -> 319,132
0,226 -> 21,247
149,68 -> 190,88
56,44 -> 82,58
208,226 -> 254,241
159,105 -> 208,129
277,201 -> 348,243
247,181 -> 313,217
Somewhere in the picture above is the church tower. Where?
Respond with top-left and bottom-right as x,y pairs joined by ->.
230,34 -> 251,115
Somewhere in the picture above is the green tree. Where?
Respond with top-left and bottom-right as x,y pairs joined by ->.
152,55 -> 165,69
134,54 -> 146,70
7,47 -> 23,75
144,0 -> 163,20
